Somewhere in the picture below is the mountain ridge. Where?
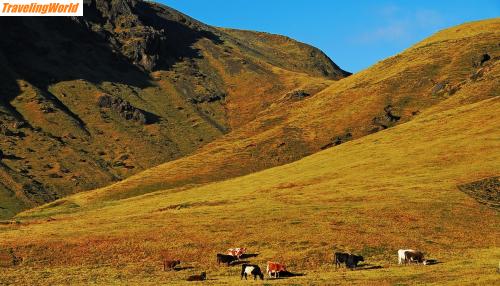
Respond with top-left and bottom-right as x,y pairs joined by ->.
30,17 -> 499,211
0,0 -> 348,218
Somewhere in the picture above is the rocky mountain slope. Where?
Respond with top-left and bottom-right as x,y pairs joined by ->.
0,0 -> 348,218
40,19 -> 499,208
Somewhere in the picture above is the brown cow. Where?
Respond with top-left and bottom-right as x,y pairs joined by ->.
267,261 -> 286,278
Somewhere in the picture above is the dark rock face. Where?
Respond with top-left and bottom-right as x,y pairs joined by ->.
287,90 -> 310,100
372,105 -> 401,130
320,132 -> 353,150
98,94 -> 148,124
81,0 -> 219,72
188,92 -> 227,104
480,53 -> 491,65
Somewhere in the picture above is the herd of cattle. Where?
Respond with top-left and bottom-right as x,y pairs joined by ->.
164,247 -> 431,281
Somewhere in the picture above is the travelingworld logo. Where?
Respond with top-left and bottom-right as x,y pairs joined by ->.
0,0 -> 83,16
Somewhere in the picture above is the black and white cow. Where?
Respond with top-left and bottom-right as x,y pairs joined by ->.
241,264 -> 264,280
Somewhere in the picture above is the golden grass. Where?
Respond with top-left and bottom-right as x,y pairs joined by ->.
1,94 -> 498,284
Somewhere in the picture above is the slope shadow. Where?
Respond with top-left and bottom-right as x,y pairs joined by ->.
1,154 -> 24,161
0,0 -> 225,94
0,17 -> 152,92
0,1 -> 224,124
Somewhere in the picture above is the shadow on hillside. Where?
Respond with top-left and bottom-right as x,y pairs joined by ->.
1,154 -> 24,161
0,1 -> 223,104
0,17 -> 152,92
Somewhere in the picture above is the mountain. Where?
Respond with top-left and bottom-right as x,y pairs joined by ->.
0,0 -> 349,218
32,18 -> 498,209
0,3 -> 498,284
2,31 -> 499,284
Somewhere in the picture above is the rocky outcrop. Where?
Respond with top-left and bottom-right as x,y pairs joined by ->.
287,90 -> 310,100
372,105 -> 401,131
97,94 -> 148,124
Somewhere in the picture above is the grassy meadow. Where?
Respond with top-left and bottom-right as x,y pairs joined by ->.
0,94 -> 498,284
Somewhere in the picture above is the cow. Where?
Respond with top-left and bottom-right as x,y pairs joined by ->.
398,249 -> 426,265
346,255 -> 364,269
163,259 -> 180,271
334,252 -> 350,268
398,249 -> 415,264
217,253 -> 237,266
267,261 -> 286,278
405,250 -> 425,265
186,272 -> 206,281
241,264 -> 264,280
227,247 -> 247,259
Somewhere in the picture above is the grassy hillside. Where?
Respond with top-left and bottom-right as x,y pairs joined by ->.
36,19 -> 500,210
0,90 -> 498,285
0,0 -> 345,218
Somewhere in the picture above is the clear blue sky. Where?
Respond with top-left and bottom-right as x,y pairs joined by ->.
157,0 -> 499,73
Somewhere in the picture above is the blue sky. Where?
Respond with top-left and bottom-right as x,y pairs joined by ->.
157,1 -> 499,73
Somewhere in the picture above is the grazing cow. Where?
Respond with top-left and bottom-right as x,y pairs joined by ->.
267,261 -> 286,278
334,252 -> 350,268
217,253 -> 237,266
346,255 -> 364,269
405,250 -> 425,265
398,249 -> 415,264
163,259 -> 180,271
241,264 -> 264,280
186,272 -> 206,281
227,247 -> 247,259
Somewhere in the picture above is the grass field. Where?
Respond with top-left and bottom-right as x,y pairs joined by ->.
0,92 -> 498,284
